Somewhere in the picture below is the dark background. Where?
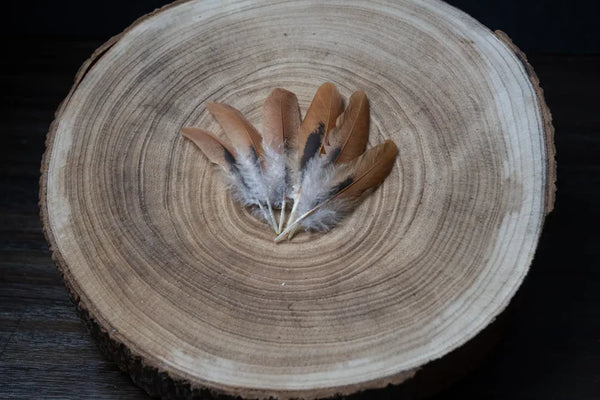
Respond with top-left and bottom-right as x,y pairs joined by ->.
1,1 -> 599,399
3,0 -> 600,53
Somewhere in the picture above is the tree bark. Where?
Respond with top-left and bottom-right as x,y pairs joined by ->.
40,0 -> 554,398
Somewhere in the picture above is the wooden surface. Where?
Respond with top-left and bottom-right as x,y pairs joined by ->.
1,36 -> 599,399
37,1 -> 552,398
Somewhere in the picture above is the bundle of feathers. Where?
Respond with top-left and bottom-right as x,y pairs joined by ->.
182,83 -> 398,242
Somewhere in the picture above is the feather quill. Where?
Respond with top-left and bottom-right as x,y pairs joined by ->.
286,83 -> 344,230
261,88 -> 301,232
275,140 -> 398,241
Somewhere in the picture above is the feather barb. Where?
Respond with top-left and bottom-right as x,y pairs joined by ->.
262,88 -> 301,153
324,90 -> 370,164
181,127 -> 235,169
207,103 -> 264,158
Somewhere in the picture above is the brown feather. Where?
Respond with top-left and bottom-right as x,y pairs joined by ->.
275,139 -> 398,241
181,127 -> 235,168
324,90 -> 370,164
262,88 -> 301,153
296,82 -> 343,164
336,140 -> 398,201
206,103 -> 264,157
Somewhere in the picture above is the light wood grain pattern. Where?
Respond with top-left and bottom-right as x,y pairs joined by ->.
40,0 -> 554,398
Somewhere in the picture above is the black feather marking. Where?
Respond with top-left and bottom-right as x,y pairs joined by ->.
328,176 -> 354,197
326,147 -> 341,164
300,122 -> 325,172
249,146 -> 260,163
223,147 -> 243,180
223,147 -> 237,171
284,164 -> 290,187
223,147 -> 255,201
308,176 -> 355,209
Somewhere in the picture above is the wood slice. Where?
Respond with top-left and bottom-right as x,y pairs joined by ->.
40,0 -> 555,398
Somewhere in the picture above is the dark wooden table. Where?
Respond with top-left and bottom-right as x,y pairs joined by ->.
1,38 -> 599,399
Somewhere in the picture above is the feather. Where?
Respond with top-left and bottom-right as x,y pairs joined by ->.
205,102 -> 279,232
275,140 -> 398,242
206,103 -> 264,159
261,88 -> 301,231
261,88 -> 301,154
181,127 -> 254,207
182,85 -> 393,241
323,90 -> 370,164
181,127 -> 236,169
334,140 -> 398,200
183,105 -> 278,232
296,82 -> 343,166
286,83 -> 344,230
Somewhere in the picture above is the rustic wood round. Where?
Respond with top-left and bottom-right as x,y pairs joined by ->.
40,0 -> 555,398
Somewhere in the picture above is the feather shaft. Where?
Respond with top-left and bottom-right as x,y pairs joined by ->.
278,199 -> 287,233
275,207 -> 320,242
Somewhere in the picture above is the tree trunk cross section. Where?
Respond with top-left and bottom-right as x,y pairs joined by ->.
39,1 -> 554,398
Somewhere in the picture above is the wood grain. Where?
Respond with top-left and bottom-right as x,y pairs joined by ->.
39,1 -> 554,398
